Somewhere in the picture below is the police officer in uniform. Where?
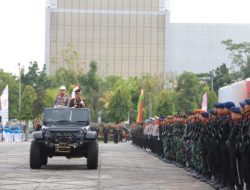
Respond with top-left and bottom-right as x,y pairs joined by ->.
207,109 -> 219,186
242,99 -> 250,190
227,107 -> 243,190
113,125 -> 119,144
200,112 -> 211,181
152,120 -> 159,154
143,121 -> 150,150
118,125 -> 123,142
210,102 -> 233,188
69,89 -> 87,108
158,116 -> 165,158
218,102 -> 235,188
209,103 -> 224,188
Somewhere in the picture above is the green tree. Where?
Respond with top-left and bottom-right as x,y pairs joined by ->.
126,77 -> 142,122
108,82 -> 131,123
50,68 -> 78,89
175,92 -> 197,114
98,90 -> 114,123
21,61 -> 39,88
19,85 -> 37,121
212,64 -> 234,93
79,61 -> 100,121
197,63 -> 237,94
97,75 -> 123,122
222,39 -> 250,79
165,72 -> 178,90
33,90 -> 46,118
103,75 -> 123,89
21,62 -> 51,118
141,75 -> 164,118
37,64 -> 51,90
44,88 -> 59,108
79,61 -> 99,94
21,62 -> 50,90
175,72 -> 200,113
156,90 -> 175,116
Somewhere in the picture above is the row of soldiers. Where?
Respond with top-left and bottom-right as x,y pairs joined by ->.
131,118 -> 163,155
131,99 -> 250,190
102,125 -> 124,144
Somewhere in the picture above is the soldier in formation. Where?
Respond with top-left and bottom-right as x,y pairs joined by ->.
113,125 -> 121,144
103,125 -> 109,143
131,99 -> 250,190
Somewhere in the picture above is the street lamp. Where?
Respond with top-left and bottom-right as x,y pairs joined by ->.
210,72 -> 214,92
18,63 -> 21,114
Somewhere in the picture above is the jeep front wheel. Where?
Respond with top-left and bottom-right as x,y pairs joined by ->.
87,140 -> 98,169
41,153 -> 48,165
30,140 -> 42,169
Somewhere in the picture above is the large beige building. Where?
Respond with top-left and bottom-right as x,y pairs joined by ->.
45,0 -> 168,77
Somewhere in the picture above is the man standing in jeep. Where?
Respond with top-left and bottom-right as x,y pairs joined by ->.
69,89 -> 87,108
54,86 -> 70,107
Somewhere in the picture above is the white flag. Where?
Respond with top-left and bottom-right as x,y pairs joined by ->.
201,93 -> 208,112
1,85 -> 9,126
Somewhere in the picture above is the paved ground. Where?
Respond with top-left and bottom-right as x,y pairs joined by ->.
0,142 -> 213,190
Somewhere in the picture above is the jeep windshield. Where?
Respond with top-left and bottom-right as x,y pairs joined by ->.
43,108 -> 90,126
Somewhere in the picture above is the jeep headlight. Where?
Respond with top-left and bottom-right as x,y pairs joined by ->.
44,130 -> 51,139
82,126 -> 89,132
79,130 -> 85,138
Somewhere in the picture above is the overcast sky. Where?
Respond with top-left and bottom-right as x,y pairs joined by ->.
0,0 -> 250,75
171,0 -> 250,23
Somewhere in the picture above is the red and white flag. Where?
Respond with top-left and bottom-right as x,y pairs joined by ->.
201,93 -> 208,112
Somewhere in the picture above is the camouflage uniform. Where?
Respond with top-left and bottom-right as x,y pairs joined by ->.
54,95 -> 70,107
241,111 -> 250,189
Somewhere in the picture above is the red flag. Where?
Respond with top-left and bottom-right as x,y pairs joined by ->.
136,89 -> 144,123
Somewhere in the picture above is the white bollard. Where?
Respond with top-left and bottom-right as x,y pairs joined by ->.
5,132 -> 9,142
0,126 -> 2,142
16,129 -> 21,143
19,132 -> 22,142
13,127 -> 17,143
14,132 -> 18,142
2,130 -> 6,142
9,131 -> 13,143
6,127 -> 11,143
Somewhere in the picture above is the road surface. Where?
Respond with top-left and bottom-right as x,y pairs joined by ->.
0,142 -> 213,190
